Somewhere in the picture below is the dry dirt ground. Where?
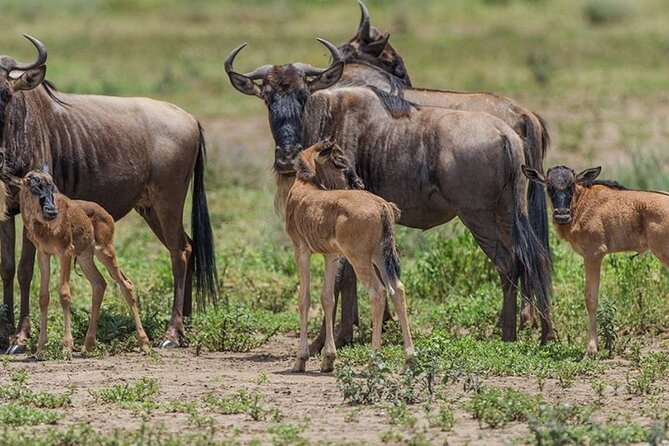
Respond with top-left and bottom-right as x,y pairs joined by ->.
1,335 -> 664,445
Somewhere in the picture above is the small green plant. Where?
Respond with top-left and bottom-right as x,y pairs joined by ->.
467,386 -> 541,429
91,377 -> 159,408
591,379 -> 606,405
270,422 -> 309,446
0,371 -> 72,408
204,389 -> 267,420
0,403 -> 60,426
597,300 -> 617,358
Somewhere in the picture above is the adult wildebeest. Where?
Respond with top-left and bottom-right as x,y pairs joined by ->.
224,39 -> 555,344
523,165 -> 669,357
304,1 -> 553,351
0,35 -> 217,352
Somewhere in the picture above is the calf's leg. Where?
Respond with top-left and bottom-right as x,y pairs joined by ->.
292,246 -> 311,373
37,252 -> 51,354
96,245 -> 151,352
320,254 -> 339,372
77,251 -> 107,353
584,256 -> 603,358
57,252 -> 74,356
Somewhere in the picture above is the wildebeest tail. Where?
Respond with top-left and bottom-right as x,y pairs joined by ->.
192,122 -> 219,309
502,135 -> 552,333
523,114 -> 552,270
380,203 -> 401,287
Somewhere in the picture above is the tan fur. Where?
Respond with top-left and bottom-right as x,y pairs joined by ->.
531,165 -> 669,357
18,171 -> 150,356
284,141 -> 413,373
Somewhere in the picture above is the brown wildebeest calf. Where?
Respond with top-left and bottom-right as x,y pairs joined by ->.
7,167 -> 150,356
285,140 -> 414,373
522,164 -> 669,357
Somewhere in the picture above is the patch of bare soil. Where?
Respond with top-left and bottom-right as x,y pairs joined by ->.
1,337 -> 661,445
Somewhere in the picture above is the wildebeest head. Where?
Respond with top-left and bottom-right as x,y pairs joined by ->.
294,139 -> 364,191
0,35 -> 48,132
338,1 -> 411,86
225,39 -> 344,173
15,166 -> 59,221
522,165 -> 601,225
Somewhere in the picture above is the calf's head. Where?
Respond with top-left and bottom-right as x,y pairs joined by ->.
225,39 -> 344,174
522,165 -> 601,224
0,35 -> 48,134
294,140 -> 364,191
14,166 -> 58,221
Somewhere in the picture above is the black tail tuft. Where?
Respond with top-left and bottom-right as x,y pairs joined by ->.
192,122 -> 219,309
502,134 -> 553,341
381,206 -> 401,283
523,114 -> 551,269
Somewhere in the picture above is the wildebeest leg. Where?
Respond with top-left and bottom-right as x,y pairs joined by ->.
0,217 -> 16,348
8,231 -> 36,353
76,250 -> 106,353
95,244 -> 151,352
320,254 -> 339,373
583,256 -> 603,358
349,261 -> 386,353
293,245 -> 311,373
36,251 -> 50,354
183,236 -> 195,318
459,210 -> 517,341
309,259 -> 358,355
137,206 -> 190,347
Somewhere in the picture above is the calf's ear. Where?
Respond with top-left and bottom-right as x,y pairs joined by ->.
576,166 -> 602,183
295,158 -> 316,183
521,165 -> 546,184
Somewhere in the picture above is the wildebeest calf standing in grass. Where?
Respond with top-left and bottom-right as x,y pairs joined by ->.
5,166 -> 150,356
285,140 -> 414,373
523,164 -> 669,357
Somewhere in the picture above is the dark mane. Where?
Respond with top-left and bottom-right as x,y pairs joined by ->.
42,79 -> 69,107
369,86 -> 417,119
582,179 -> 628,190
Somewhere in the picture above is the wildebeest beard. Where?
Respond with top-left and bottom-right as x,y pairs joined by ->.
268,92 -> 306,172
0,88 -> 10,141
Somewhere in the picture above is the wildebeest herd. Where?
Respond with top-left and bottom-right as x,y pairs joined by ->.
0,1 -> 666,369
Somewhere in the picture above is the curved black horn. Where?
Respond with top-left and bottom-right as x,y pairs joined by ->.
224,43 -> 273,81
294,39 -> 342,77
224,42 -> 247,74
12,34 -> 47,71
358,0 -> 372,42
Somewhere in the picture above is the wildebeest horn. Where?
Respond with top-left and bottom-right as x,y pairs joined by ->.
294,38 -> 342,77
12,34 -> 48,71
358,0 -> 372,42
224,43 -> 272,81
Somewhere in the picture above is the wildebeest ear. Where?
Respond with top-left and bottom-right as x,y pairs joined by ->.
521,165 -> 546,184
11,65 -> 46,91
364,33 -> 390,58
228,72 -> 262,98
295,158 -> 316,183
315,140 -> 337,163
576,166 -> 602,183
309,62 -> 344,92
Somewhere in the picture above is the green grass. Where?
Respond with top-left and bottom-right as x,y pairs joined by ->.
2,0 -> 669,444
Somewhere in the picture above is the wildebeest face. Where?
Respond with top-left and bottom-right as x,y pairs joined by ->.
294,140 -> 364,190
522,165 -> 602,225
0,35 -> 48,135
25,169 -> 58,221
225,39 -> 344,174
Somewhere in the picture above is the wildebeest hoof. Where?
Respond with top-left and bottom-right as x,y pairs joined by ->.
158,339 -> 178,349
5,344 -> 27,355
320,356 -> 335,373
